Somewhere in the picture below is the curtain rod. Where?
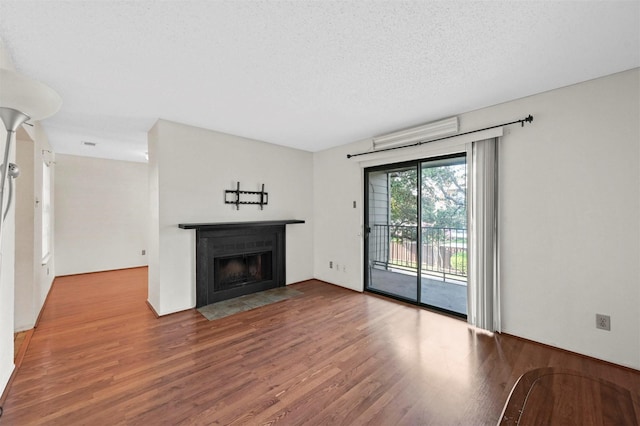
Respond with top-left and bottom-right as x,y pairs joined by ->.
346,114 -> 534,159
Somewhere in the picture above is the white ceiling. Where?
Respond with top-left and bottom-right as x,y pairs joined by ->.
0,1 -> 638,163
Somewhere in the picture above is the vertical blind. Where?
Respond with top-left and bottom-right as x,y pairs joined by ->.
467,137 -> 500,332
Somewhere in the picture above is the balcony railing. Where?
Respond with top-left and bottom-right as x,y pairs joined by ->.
370,224 -> 467,281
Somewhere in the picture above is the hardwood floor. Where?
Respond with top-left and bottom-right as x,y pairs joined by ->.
2,267 -> 639,425
13,333 -> 26,361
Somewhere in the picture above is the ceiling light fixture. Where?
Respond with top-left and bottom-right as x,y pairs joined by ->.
372,116 -> 459,150
0,68 -> 62,243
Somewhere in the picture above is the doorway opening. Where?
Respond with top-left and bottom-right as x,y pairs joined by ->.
365,153 -> 467,317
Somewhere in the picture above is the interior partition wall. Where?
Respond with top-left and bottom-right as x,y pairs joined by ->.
364,153 -> 468,318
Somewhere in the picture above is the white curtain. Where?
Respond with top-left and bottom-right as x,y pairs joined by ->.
467,137 -> 501,332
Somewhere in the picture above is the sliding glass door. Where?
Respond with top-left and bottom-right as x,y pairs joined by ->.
366,165 -> 419,302
364,154 -> 468,317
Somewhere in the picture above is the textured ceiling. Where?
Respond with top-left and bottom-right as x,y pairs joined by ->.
0,1 -> 638,162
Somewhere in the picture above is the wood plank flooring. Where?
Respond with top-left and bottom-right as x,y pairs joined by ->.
2,267 -> 639,425
12,332 -> 28,361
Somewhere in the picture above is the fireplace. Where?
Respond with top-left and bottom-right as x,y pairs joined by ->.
214,252 -> 272,290
179,220 -> 304,308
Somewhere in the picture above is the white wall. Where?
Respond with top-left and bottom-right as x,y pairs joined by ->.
15,132 -> 35,332
148,120 -> 314,315
496,69 -> 639,369
54,155 -> 148,275
33,125 -> 56,324
313,69 -> 640,369
313,141 -> 367,291
147,124 -> 161,311
13,125 -> 57,332
0,125 -> 17,395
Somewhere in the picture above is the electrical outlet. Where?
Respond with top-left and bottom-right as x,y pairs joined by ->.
329,261 -> 333,269
596,314 -> 611,331
141,249 -> 146,255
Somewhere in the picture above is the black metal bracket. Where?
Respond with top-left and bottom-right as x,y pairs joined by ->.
224,182 -> 268,210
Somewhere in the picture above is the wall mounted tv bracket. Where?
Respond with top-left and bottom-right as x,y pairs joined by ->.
224,182 -> 268,210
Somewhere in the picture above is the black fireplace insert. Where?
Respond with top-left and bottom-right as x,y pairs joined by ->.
179,220 -> 304,308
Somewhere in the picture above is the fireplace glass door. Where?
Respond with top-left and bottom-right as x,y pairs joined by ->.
214,252 -> 273,291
